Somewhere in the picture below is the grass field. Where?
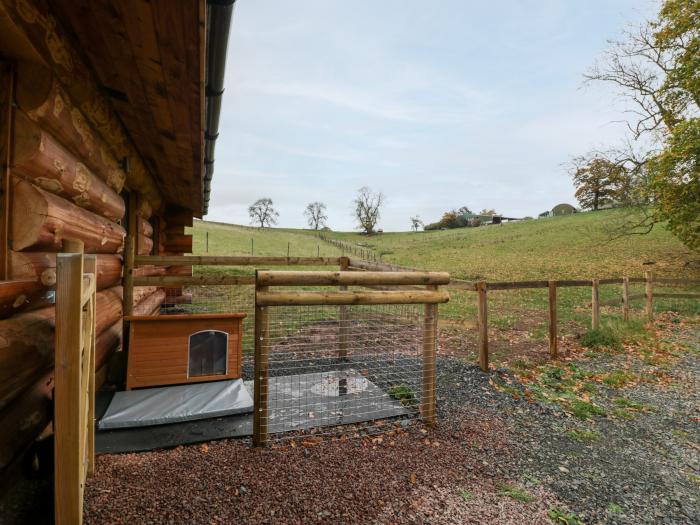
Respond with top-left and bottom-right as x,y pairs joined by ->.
188,210 -> 700,319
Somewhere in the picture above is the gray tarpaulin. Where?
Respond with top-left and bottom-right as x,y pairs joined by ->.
98,379 -> 254,429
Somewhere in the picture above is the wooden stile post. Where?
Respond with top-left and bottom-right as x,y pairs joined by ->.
477,282 -> 488,372
253,271 -> 270,447
83,254 -> 97,476
645,271 -> 653,322
591,279 -> 600,330
622,276 -> 630,321
421,284 -> 438,425
338,256 -> 350,360
548,280 -> 557,358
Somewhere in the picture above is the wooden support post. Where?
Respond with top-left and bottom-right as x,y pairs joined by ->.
548,280 -> 557,358
253,273 -> 270,447
622,276 -> 630,321
591,279 -> 600,330
123,236 -> 135,316
421,285 -> 438,425
645,271 -> 653,322
55,244 -> 83,525
477,282 -> 488,372
205,231 -> 209,253
338,256 -> 350,360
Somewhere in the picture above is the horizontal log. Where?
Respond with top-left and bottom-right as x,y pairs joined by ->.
653,292 -> 700,299
256,290 -> 450,306
95,320 -> 122,370
628,277 -> 647,284
653,278 -> 700,286
138,216 -> 154,237
551,280 -> 593,288
0,370 -> 53,470
487,280 -> 549,290
138,199 -> 154,221
137,233 -> 154,256
12,179 -> 125,253
15,63 -> 127,193
165,265 -> 193,276
135,255 -> 342,266
9,251 -> 121,290
257,270 -> 451,287
133,289 -> 166,316
95,286 -> 123,336
133,275 -> 255,286
163,234 -> 192,254
133,286 -> 157,306
132,265 -> 167,278
12,111 -> 125,220
0,279 -> 49,318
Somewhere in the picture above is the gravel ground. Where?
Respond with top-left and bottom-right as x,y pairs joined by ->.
82,322 -> 700,524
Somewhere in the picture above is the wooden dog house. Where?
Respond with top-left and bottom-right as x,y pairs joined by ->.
124,313 -> 246,389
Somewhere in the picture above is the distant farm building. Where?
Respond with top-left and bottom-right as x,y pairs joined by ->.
552,203 -> 577,216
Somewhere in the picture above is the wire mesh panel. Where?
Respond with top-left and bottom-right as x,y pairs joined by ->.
255,302 -> 436,442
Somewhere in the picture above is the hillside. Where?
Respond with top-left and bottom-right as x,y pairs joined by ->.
191,210 -> 699,282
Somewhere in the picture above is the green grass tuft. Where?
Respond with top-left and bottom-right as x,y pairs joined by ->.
497,483 -> 536,503
569,400 -> 607,419
387,384 -> 417,405
548,507 -> 584,525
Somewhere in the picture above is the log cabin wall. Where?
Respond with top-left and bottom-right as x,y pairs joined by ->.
0,0 -> 209,480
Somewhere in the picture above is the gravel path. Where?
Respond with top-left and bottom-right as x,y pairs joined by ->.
74,322 -> 698,524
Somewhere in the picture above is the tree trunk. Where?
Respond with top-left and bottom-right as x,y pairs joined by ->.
15,62 -> 126,193
12,111 -> 125,220
12,179 -> 125,253
9,251 -> 121,290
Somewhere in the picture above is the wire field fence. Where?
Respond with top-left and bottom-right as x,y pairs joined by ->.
256,303 -> 431,440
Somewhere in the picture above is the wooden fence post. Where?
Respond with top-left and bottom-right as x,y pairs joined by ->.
622,276 -> 630,321
253,272 -> 270,447
123,236 -> 135,316
548,280 -> 557,358
55,242 -> 84,525
645,271 -> 653,322
591,278 -> 600,330
205,231 -> 209,253
421,284 -> 438,426
338,257 -> 350,360
477,282 -> 488,372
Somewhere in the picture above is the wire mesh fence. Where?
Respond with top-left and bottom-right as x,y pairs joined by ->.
256,302 -> 434,441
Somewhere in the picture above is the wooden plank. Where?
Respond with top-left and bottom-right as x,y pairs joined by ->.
135,255 -> 343,266
477,282 -> 488,372
257,270 -> 451,287
83,255 -> 96,477
421,285 -> 437,425
133,275 -> 255,286
652,292 -> 700,299
255,290 -> 450,307
591,279 -> 600,330
548,280 -> 557,358
54,251 -> 84,525
253,276 -> 269,447
645,271 -> 653,322
653,278 -> 700,286
485,280 -> 549,290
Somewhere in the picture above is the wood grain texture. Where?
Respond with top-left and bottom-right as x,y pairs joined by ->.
12,111 -> 125,219
126,315 -> 244,389
12,179 -> 125,253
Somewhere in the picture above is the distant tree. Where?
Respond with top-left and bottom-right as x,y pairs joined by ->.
410,215 -> 423,232
353,186 -> 384,234
304,201 -> 328,230
479,208 -> 497,216
248,198 -> 279,228
457,206 -> 472,215
570,155 -> 628,210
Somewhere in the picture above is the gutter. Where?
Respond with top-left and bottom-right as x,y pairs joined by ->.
203,0 -> 235,215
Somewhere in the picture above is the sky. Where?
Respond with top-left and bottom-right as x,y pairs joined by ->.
206,0 -> 660,231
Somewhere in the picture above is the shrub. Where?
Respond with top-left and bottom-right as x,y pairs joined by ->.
581,327 -> 621,350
